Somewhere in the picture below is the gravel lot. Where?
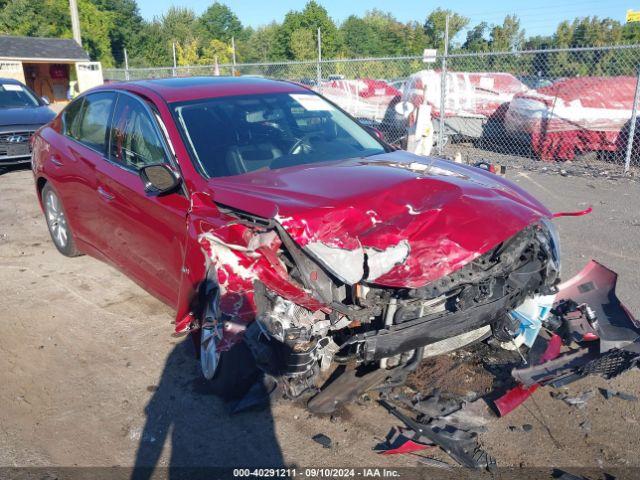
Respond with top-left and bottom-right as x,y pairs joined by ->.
1,166 -> 639,475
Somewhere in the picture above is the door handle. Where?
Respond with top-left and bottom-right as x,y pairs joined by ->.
97,185 -> 115,201
50,154 -> 63,166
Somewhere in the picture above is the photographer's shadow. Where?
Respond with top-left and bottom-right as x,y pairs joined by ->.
131,339 -> 284,479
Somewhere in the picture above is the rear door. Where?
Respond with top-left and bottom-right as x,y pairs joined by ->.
51,92 -> 116,256
94,92 -> 189,307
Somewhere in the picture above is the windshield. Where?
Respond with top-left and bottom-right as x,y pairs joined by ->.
0,82 -> 40,108
173,92 -> 385,178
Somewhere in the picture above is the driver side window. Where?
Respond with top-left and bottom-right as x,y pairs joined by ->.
109,94 -> 167,170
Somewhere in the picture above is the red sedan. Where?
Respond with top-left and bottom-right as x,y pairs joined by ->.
31,77 -> 562,409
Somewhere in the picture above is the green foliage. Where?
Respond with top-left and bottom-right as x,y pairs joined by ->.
79,0 -> 115,66
277,1 -> 340,59
236,23 -> 281,62
290,28 -> 316,60
424,8 -> 469,52
89,0 -> 143,65
340,10 -> 426,58
0,0 -> 115,66
198,2 -> 243,43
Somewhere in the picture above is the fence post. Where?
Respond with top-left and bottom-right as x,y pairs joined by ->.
172,42 -> 177,77
123,48 -> 130,81
624,67 -> 640,173
317,28 -> 322,93
437,14 -> 449,156
231,36 -> 237,75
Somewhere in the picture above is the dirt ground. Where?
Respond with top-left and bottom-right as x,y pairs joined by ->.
1,165 -> 639,475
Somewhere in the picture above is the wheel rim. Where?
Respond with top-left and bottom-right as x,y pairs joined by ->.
45,190 -> 68,249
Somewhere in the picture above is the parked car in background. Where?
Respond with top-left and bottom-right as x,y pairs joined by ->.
505,76 -> 637,161
0,78 -> 55,172
31,76 -> 563,411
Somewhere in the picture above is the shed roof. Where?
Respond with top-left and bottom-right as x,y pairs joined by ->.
0,35 -> 90,61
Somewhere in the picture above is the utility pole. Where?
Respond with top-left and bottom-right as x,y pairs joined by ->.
69,0 -> 82,46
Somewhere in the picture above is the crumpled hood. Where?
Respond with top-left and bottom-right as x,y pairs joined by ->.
0,106 -> 55,128
208,151 -> 552,288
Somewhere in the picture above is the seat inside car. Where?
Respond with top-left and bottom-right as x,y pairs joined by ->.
181,107 -> 281,177
225,124 -> 282,175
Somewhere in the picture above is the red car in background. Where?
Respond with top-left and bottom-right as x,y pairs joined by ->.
31,77 -> 563,408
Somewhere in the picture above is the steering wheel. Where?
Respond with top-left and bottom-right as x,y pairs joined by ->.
288,132 -> 316,155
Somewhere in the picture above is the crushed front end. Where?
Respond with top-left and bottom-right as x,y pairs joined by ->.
188,188 -> 561,408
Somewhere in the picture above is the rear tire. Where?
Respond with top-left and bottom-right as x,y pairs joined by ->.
42,183 -> 82,257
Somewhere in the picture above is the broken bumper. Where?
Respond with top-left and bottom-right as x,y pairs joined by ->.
498,260 -> 639,415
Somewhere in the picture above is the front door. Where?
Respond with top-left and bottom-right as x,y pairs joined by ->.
94,92 -> 189,307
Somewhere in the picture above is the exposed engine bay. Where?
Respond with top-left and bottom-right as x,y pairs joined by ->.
194,201 -> 561,405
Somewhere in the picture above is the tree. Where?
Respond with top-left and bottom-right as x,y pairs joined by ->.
175,39 -> 199,66
198,2 -> 243,43
0,0 -> 115,66
200,38 -> 233,64
463,22 -> 490,52
340,15 -> 373,57
128,20 -> 171,66
423,8 -> 469,51
277,1 -> 340,59
290,28 -> 316,60
490,15 -> 525,52
89,0 -> 143,66
239,22 -> 282,62
79,0 -> 115,66
339,10 -> 426,58
160,7 -> 197,45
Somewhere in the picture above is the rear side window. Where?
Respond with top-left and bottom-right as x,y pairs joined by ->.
109,94 -> 167,169
76,92 -> 115,153
62,98 -> 84,140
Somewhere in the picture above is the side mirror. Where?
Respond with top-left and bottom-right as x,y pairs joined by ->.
139,163 -> 181,195
41,96 -> 50,105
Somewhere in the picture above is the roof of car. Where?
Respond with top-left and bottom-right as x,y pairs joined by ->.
0,78 -> 23,85
111,76 -> 309,103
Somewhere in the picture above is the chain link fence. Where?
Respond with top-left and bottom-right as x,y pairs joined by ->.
105,45 -> 640,173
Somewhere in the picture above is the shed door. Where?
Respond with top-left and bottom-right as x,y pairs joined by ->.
75,62 -> 103,92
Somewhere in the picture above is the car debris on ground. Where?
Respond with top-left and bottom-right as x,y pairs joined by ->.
372,261 -> 639,470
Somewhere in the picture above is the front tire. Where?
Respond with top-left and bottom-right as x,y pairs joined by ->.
42,183 -> 81,257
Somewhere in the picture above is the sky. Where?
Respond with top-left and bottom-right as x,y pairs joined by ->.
136,0 -> 633,40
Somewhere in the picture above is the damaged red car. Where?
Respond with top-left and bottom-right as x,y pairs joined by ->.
33,77 -> 622,413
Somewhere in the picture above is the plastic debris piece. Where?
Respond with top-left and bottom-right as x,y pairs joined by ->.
379,399 -> 496,471
552,207 -> 593,218
494,334 -> 562,416
312,433 -> 333,449
598,388 -> 638,402
380,438 -> 431,455
413,456 -> 453,469
522,424 -> 533,432
508,294 -> 556,348
551,390 -> 594,409
579,420 -> 591,432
